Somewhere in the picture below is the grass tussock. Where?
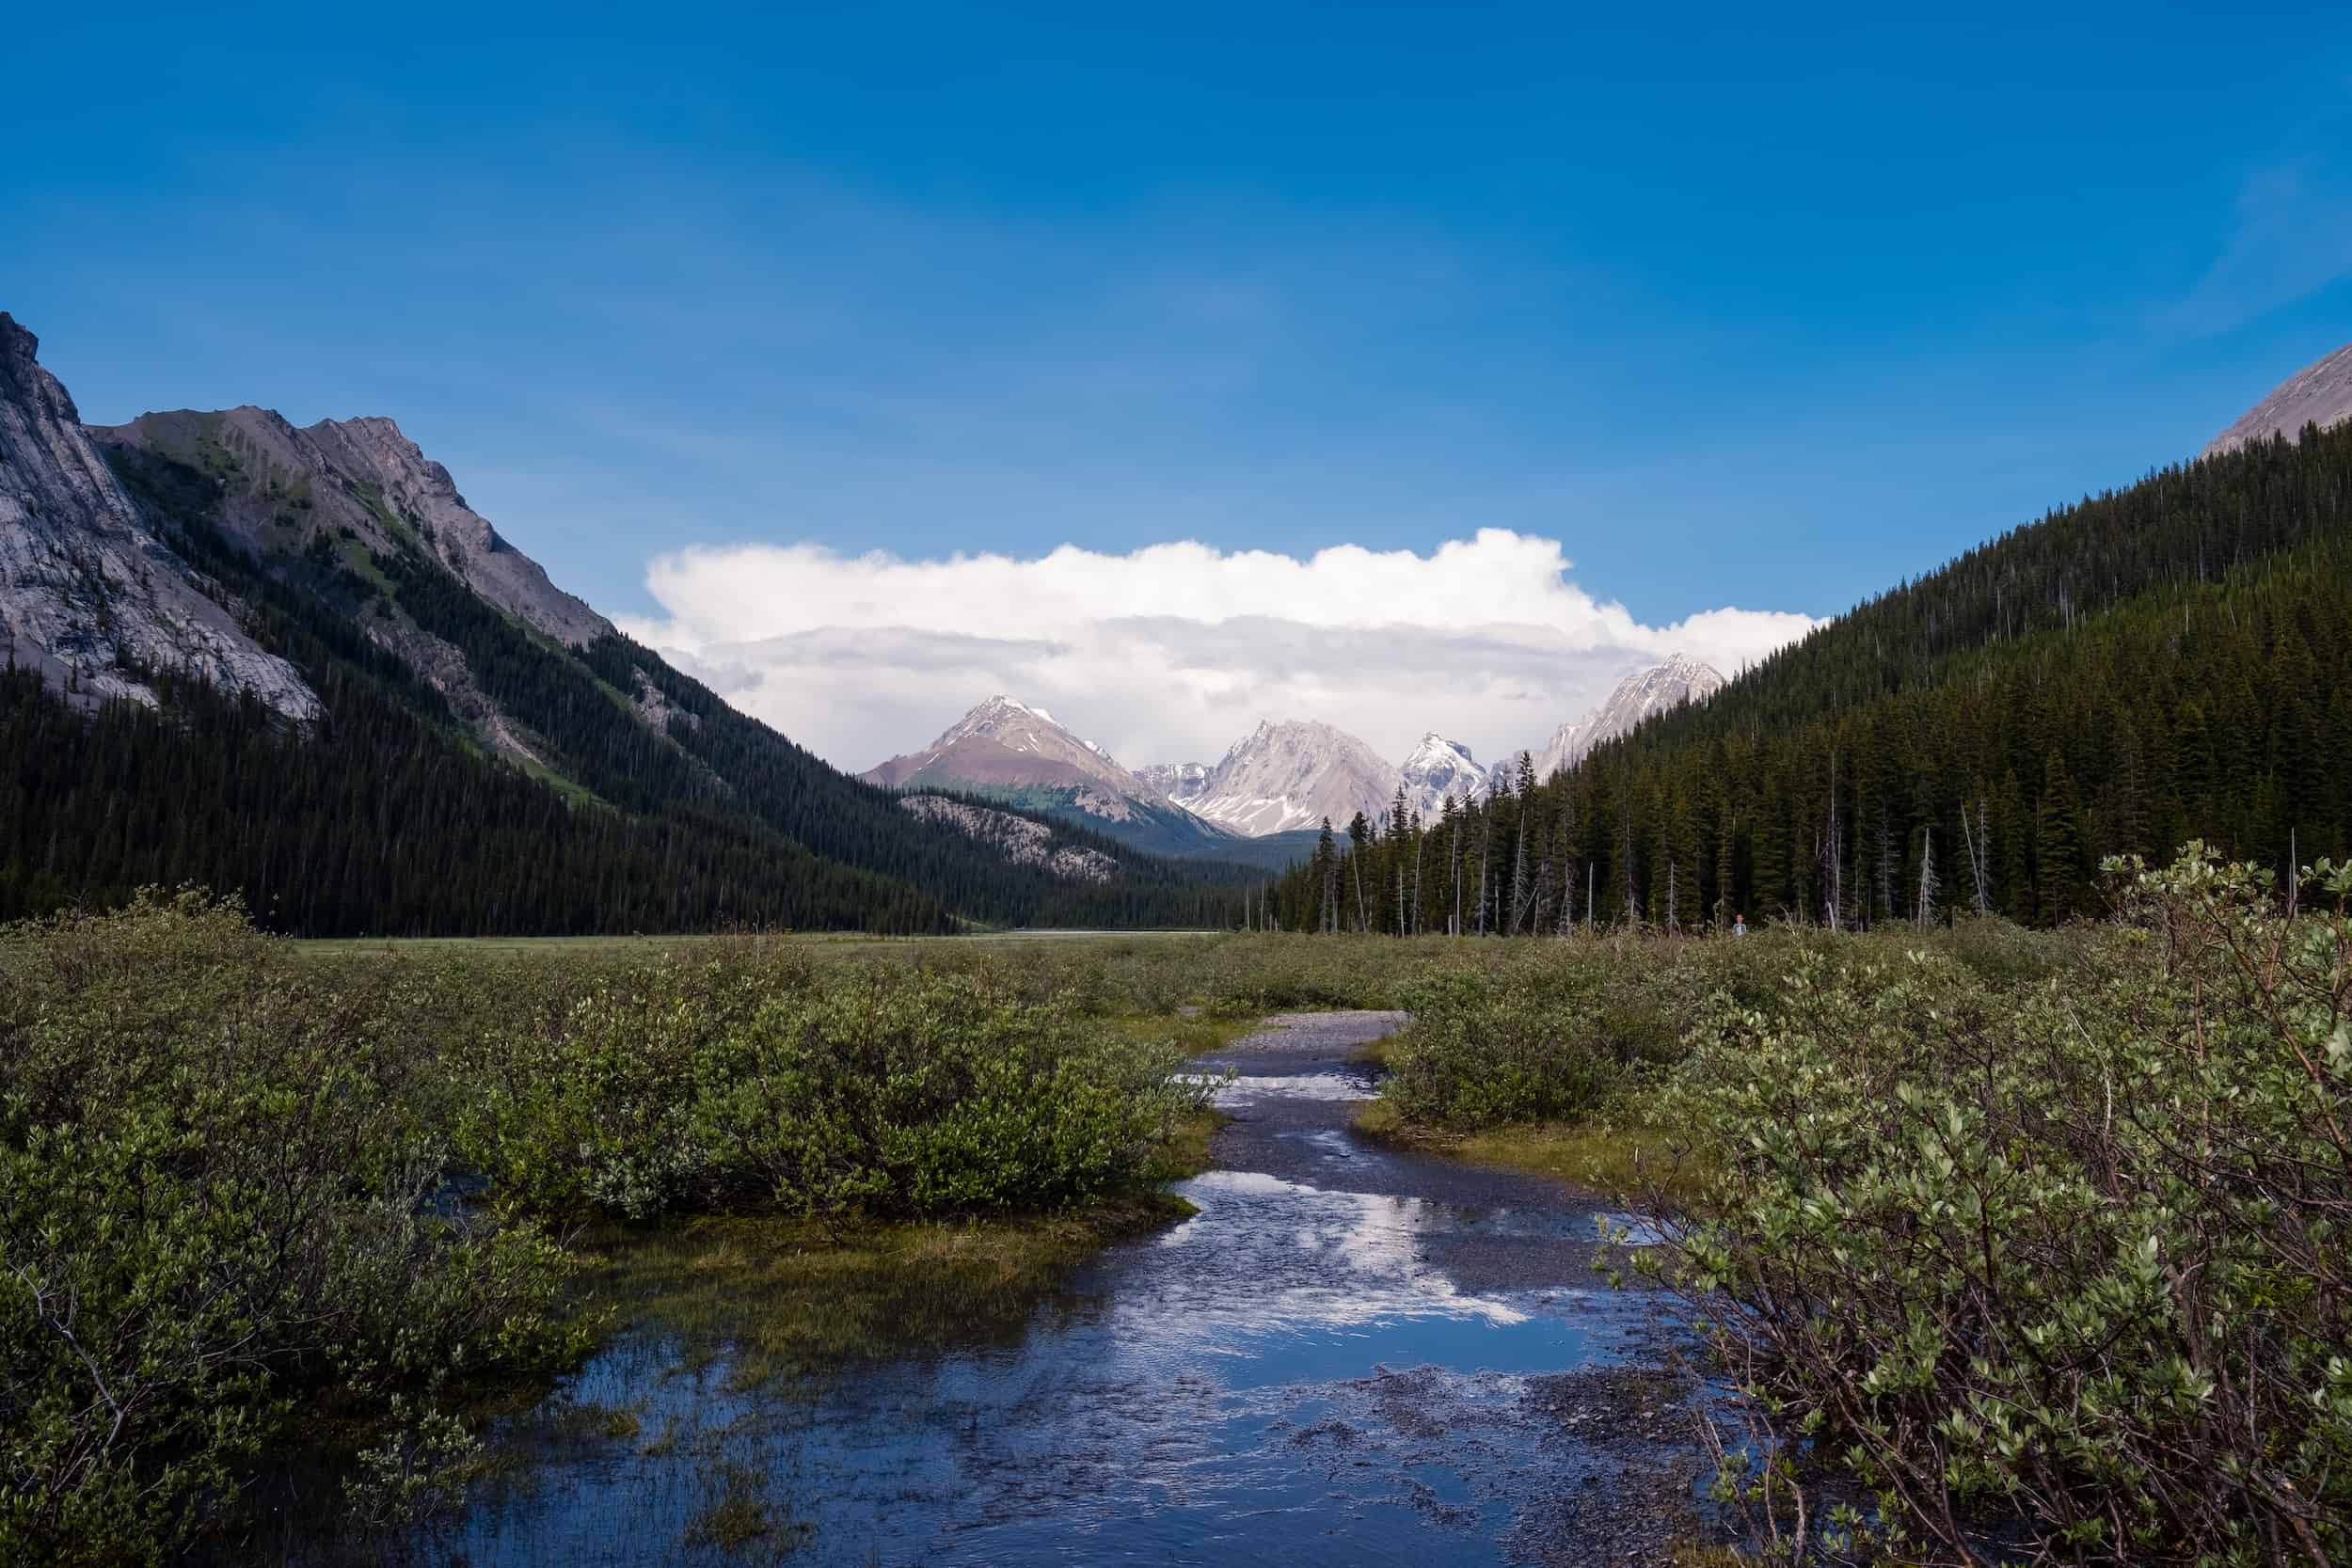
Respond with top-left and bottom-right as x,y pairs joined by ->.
1353,1100 -> 1711,1209
589,1196 -> 1192,1386
589,1108 -> 1217,1386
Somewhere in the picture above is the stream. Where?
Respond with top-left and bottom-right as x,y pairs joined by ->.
382,1011 -> 1707,1565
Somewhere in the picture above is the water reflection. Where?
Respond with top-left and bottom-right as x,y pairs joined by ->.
382,1017 -> 1678,1567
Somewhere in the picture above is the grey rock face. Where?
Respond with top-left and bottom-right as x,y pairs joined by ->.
1513,653 -> 1724,784
897,794 -> 1119,882
88,397 -> 623,767
2201,341 -> 2352,461
1178,719 -> 1403,837
1399,733 -> 1488,818
95,405 -> 611,649
1137,760 -> 1211,805
0,313 -> 318,719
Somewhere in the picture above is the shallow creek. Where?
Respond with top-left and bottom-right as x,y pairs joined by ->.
405,1011 -> 1704,1565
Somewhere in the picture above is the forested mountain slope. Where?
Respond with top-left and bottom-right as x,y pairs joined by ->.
0,316 -> 1246,933
1264,424 -> 2352,933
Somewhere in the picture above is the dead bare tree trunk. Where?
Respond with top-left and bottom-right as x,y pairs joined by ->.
1474,822 -> 1491,937
1451,816 -> 1464,938
1509,797 -> 1531,935
1960,800 -> 1992,916
1410,812 -> 1427,937
1915,824 -> 1939,929
1621,817 -> 1639,927
1822,750 -> 1844,932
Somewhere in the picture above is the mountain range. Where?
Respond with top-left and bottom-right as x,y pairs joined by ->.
0,311 -> 1249,933
8,308 -> 2348,932
861,654 -> 1730,858
860,695 -> 1240,859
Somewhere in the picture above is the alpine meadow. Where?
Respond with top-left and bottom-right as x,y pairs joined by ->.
8,9 -> 2352,1565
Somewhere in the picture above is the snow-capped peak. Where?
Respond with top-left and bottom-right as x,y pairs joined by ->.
1510,655 -> 1726,784
1174,718 -> 1403,837
1400,733 -> 1489,817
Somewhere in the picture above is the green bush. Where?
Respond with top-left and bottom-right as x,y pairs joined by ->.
1384,966 -> 1622,1126
1652,848 -> 2352,1565
451,961 -> 1202,1224
0,893 -> 584,1565
1377,932 -> 1795,1128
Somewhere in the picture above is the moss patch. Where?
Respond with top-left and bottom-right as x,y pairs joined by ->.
1352,1101 -> 1710,1207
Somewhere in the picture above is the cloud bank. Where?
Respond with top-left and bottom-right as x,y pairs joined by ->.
616,530 -> 1820,774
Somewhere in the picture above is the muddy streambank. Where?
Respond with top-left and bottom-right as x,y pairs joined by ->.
380,1011 -> 1715,1565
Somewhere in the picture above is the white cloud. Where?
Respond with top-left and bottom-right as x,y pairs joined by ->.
616,530 -> 1820,773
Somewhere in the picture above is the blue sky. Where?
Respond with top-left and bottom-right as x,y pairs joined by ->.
8,4 -> 2352,764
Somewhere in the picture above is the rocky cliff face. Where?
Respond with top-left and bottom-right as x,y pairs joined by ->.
1399,733 -> 1487,818
94,405 -> 610,648
1176,719 -> 1402,836
897,794 -> 1118,883
1515,654 -> 1724,784
2202,341 -> 2352,461
1136,760 -> 1211,805
0,313 -> 318,718
87,396 -> 628,769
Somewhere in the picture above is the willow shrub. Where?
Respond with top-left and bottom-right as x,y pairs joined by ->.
1653,847 -> 2352,1565
449,960 -> 1208,1223
1379,931 -> 1809,1129
0,893 -> 586,1565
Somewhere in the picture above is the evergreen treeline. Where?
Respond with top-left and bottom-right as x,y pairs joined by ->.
0,442 -> 1246,934
1266,423 -> 2352,933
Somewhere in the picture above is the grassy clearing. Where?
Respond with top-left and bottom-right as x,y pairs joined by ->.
1351,1101 -> 1711,1208
290,931 -> 907,959
587,1197 -> 1186,1387
290,929 -> 1226,959
1100,1009 -> 1257,1058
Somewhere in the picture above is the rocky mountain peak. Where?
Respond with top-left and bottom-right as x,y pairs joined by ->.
1137,760 -> 1211,804
2202,341 -> 2352,461
1177,717 -> 1402,836
1509,654 -> 1726,786
1,314 -> 319,719
92,403 -> 611,651
302,414 -> 611,648
864,695 -> 1169,818
1399,733 -> 1488,817
1,313 -> 41,378
860,695 -> 1243,856
944,694 -> 1061,740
